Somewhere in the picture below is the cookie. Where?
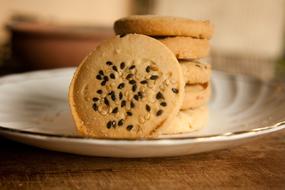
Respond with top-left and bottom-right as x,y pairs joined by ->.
114,15 -> 213,39
154,106 -> 208,135
158,37 -> 209,59
181,83 -> 211,110
69,34 -> 185,138
180,60 -> 211,84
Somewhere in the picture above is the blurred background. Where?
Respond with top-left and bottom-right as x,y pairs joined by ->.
0,0 -> 284,80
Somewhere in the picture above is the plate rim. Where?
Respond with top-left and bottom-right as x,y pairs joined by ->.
0,68 -> 284,143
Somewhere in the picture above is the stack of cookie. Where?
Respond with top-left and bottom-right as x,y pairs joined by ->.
114,15 -> 213,134
69,15 -> 213,138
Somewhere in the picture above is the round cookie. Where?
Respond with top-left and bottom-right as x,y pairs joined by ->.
158,37 -> 209,59
114,15 -> 214,39
180,60 -> 211,84
69,34 -> 185,138
154,106 -> 208,135
181,83 -> 211,110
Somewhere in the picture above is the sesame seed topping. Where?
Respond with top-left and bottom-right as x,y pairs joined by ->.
127,125 -> 133,131
120,62 -> 125,69
118,119 -> 124,126
101,81 -> 107,86
92,103 -> 98,111
96,75 -> 102,80
134,94 -> 139,101
119,92 -> 123,100
97,90 -> 103,94
140,80 -> 148,84
146,66 -> 151,73
112,65 -> 118,72
129,65 -> 136,70
156,92 -> 164,99
111,120 -> 116,128
130,101 -> 135,108
119,34 -> 126,38
126,111 -> 133,116
106,121 -> 112,129
160,102 -> 167,107
112,107 -> 118,114
172,88 -> 179,94
99,70 -> 104,75
92,97 -> 99,102
150,75 -> 159,80
121,100 -> 126,107
117,83 -> 125,89
132,85 -> 137,92
126,74 -> 133,80
129,80 -> 136,84
110,73 -> 115,79
104,97 -> 109,106
103,76 -> 109,81
145,104 -> 151,112
156,110 -> 163,116
106,61 -> 112,66
138,91 -> 143,99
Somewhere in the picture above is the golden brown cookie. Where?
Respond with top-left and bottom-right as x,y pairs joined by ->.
158,37 -> 209,59
181,83 -> 211,110
114,15 -> 214,39
180,60 -> 211,84
69,34 -> 185,138
154,106 -> 208,135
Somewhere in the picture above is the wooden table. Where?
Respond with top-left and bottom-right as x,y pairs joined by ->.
0,130 -> 284,190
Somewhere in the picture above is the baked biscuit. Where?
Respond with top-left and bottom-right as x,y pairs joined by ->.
158,37 -> 209,59
114,15 -> 213,39
180,60 -> 211,84
69,34 -> 185,138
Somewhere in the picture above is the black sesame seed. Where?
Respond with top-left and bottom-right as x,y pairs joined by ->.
132,85 -> 137,92
145,104 -> 151,112
97,89 -> 103,94
134,94 -> 139,101
112,65 -> 118,72
156,110 -> 163,116
120,62 -> 125,69
110,73 -> 115,79
119,92 -> 123,100
172,88 -> 179,94
130,101 -> 135,108
92,103 -> 98,111
160,102 -> 167,107
129,80 -> 136,84
121,100 -> 126,107
150,75 -> 159,80
127,125 -> 133,131
111,93 -> 116,101
108,91 -> 114,95
129,65 -> 135,70
146,66 -> 151,73
117,83 -> 125,89
92,97 -> 99,102
126,73 -> 133,80
104,97 -> 109,106
107,121 -> 112,129
99,70 -> 104,75
126,111 -> 132,116
119,34 -> 126,38
140,80 -> 148,84
103,76 -> 109,81
112,107 -> 118,114
96,74 -> 102,80
138,91 -> 143,99
111,120 -> 116,128
106,61 -> 112,66
156,92 -> 164,99
101,80 -> 107,86
118,119 -> 124,126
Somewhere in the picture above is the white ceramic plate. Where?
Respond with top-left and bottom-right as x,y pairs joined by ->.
0,68 -> 284,158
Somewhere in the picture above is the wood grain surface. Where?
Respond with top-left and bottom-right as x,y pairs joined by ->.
0,130 -> 284,190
